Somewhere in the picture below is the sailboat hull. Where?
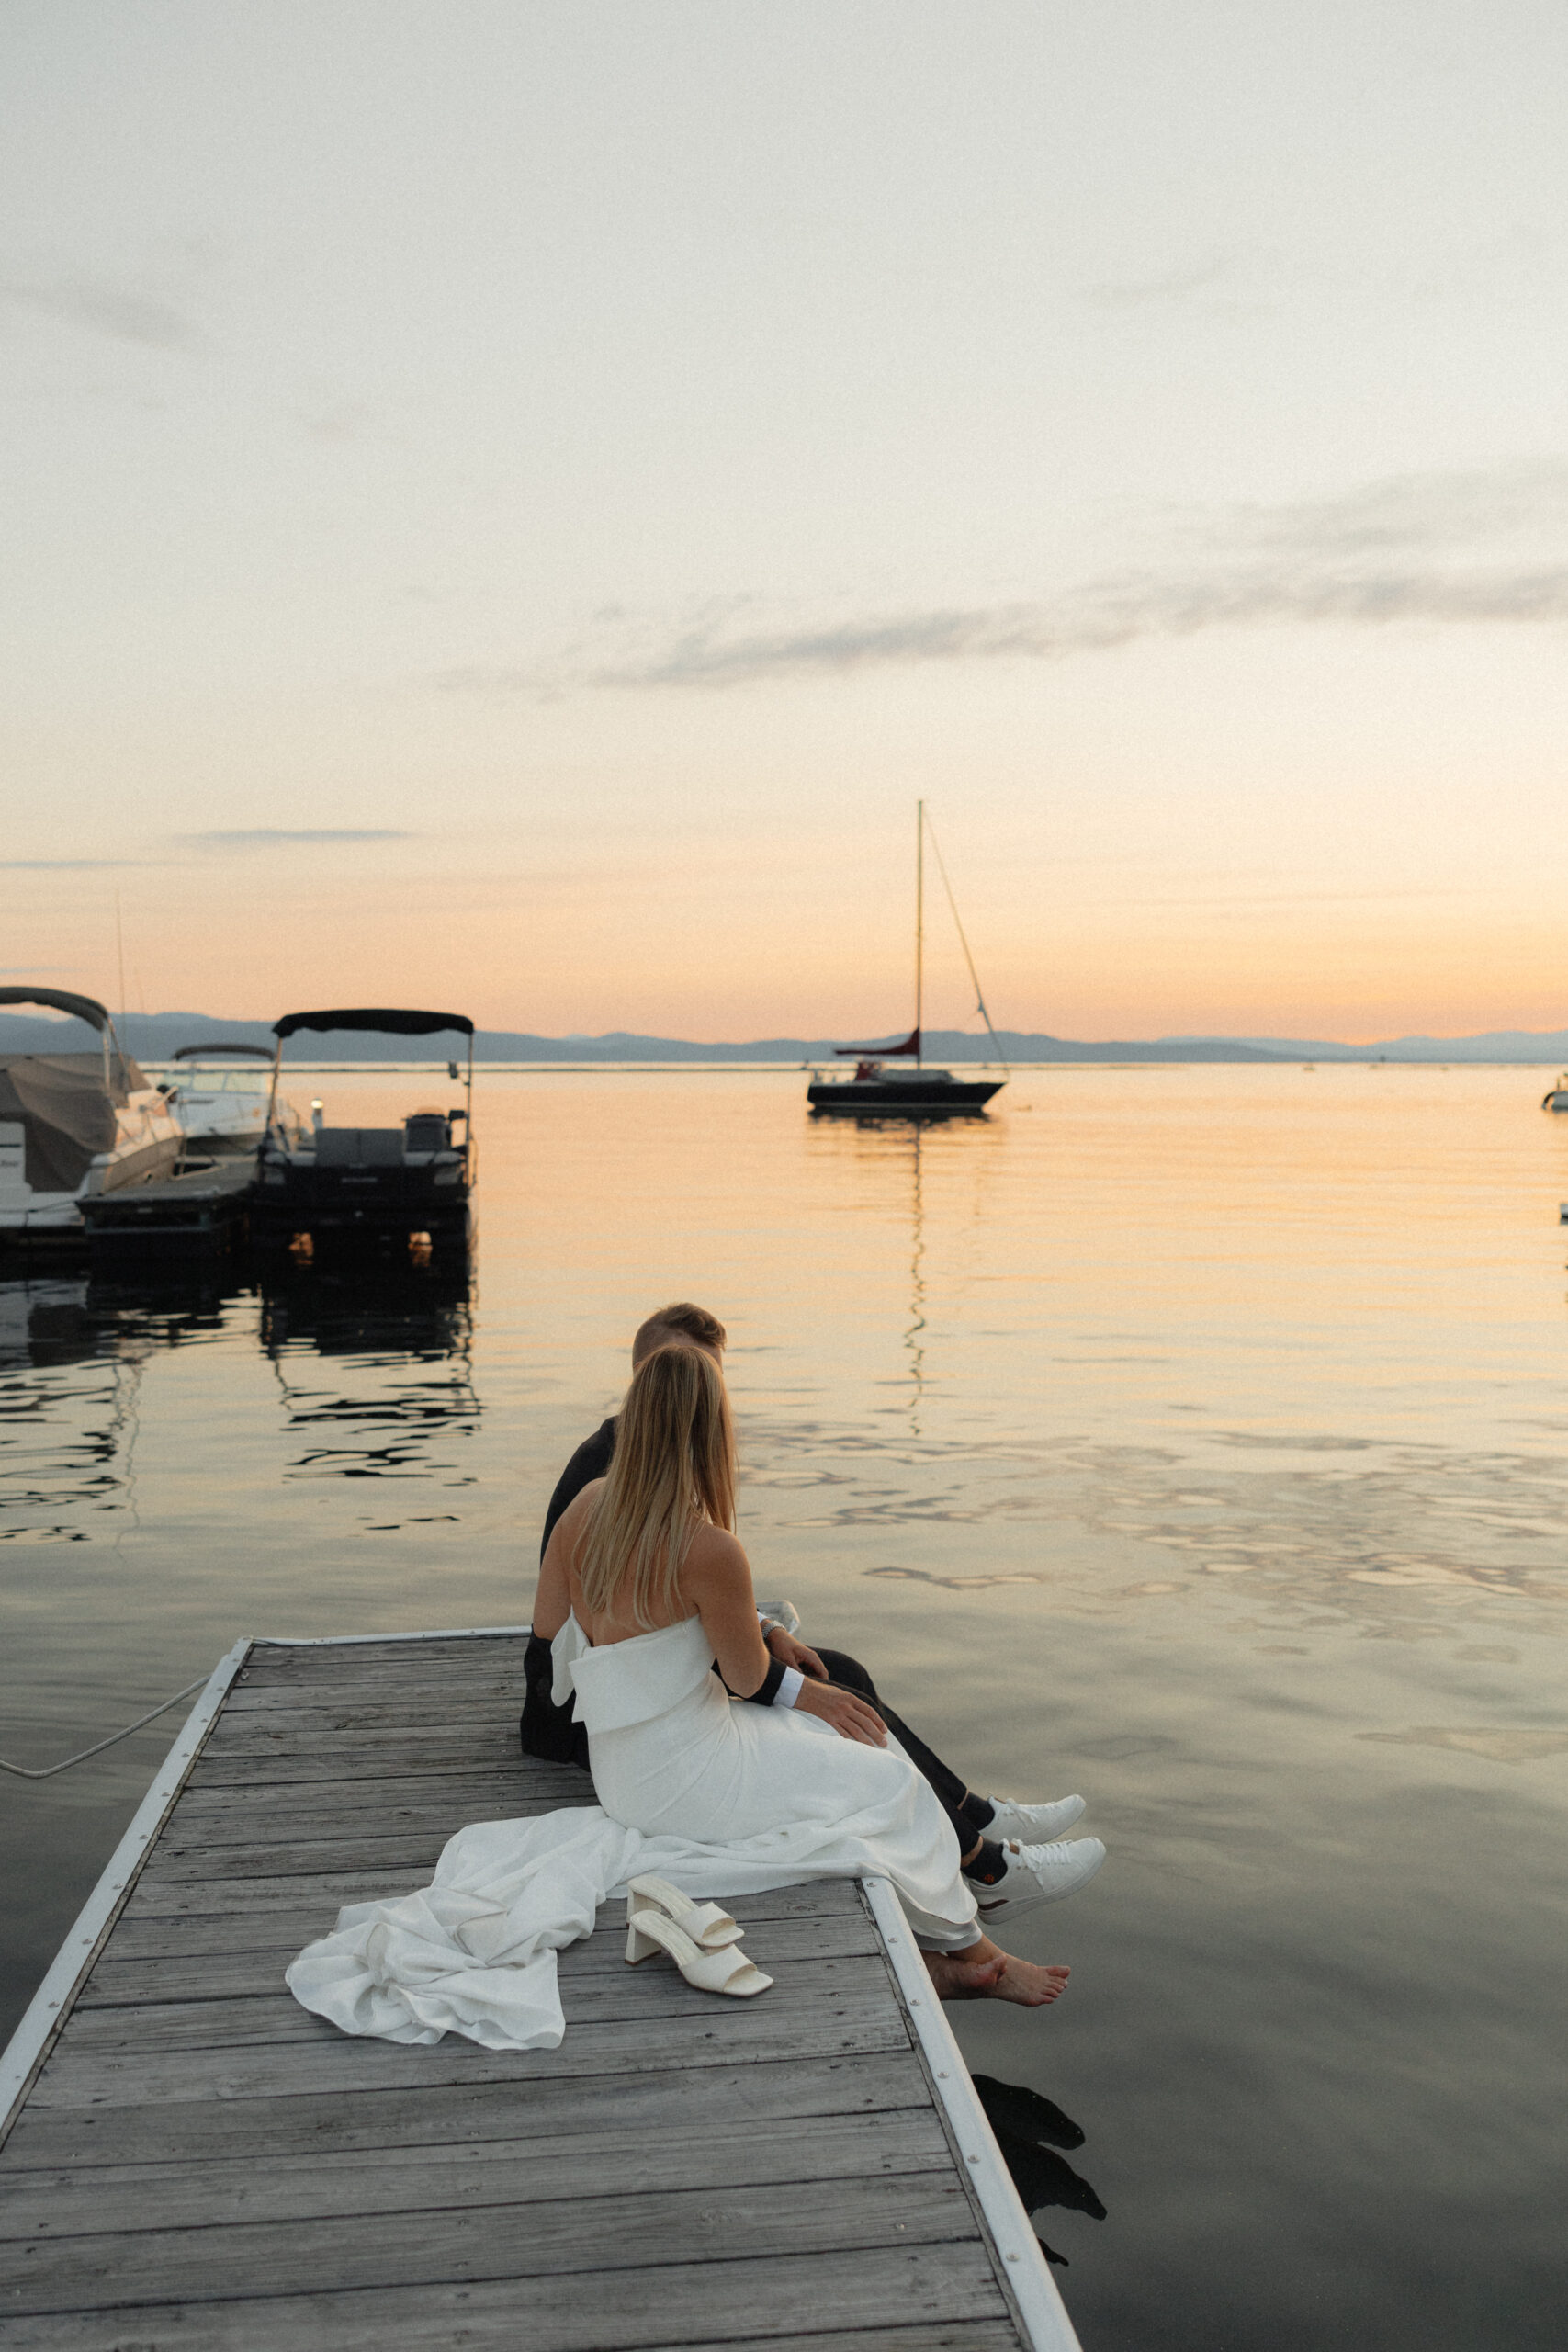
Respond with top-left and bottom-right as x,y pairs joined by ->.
807,1075 -> 1003,1116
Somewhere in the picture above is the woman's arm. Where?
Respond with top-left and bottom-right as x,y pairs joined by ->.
683,1530 -> 887,1745
682,1525 -> 771,1696
532,1483 -> 598,1642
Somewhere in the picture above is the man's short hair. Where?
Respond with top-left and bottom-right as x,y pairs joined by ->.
632,1301 -> 727,1364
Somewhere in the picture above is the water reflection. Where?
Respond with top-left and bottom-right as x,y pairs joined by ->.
0,1254 -> 481,1542
0,1272 -> 235,1537
973,2073 -> 1106,2268
906,1127 -> 927,1436
259,1259 -> 479,1488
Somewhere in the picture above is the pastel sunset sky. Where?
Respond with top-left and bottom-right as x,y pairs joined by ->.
4,2 -> 1565,1042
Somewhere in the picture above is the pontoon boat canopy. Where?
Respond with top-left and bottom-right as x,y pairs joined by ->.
273,1008 -> 475,1041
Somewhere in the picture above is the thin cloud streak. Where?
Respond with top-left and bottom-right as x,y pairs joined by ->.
431,461 -> 1568,695
183,830 -> 413,848
438,565 -> 1568,695
0,858 -> 144,870
0,278 -> 198,350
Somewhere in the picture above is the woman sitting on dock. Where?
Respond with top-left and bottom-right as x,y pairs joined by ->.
533,1341 -> 1104,2007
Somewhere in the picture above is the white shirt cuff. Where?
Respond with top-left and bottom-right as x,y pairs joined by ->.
776,1666 -> 805,1710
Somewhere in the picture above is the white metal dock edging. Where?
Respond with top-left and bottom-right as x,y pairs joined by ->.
862,1874 -> 1085,2352
258,1623 -> 533,1645
0,1636 -> 254,2145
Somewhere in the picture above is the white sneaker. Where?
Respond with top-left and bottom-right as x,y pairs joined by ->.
973,1837 -> 1107,1921
983,1794 -> 1087,1842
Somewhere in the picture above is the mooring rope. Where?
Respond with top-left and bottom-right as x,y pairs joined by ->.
0,1678 -> 208,1780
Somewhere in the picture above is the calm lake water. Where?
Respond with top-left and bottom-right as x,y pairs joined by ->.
3,1064 -> 1566,2349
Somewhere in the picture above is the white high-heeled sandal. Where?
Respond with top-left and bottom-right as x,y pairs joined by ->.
624,1873 -> 744,1950
625,1907 -> 773,1997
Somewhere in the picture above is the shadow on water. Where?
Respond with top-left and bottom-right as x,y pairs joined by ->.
972,2073 -> 1106,2268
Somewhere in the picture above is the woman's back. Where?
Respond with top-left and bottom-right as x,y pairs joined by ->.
532,1345 -> 768,1701
558,1476 -> 738,1647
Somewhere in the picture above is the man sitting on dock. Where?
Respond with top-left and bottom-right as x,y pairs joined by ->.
522,1301 -> 1105,1984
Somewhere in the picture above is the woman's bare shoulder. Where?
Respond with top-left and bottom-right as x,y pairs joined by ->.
682,1521 -> 750,1582
556,1477 -> 604,1529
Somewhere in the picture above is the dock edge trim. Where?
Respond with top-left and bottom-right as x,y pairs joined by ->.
254,1623 -> 534,1646
861,1873 -> 1084,2352
0,1637 -> 252,2145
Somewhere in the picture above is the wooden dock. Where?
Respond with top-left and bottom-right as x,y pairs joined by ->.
0,1631 -> 1081,2351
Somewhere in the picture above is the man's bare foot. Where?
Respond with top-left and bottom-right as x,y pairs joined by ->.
991,1954 -> 1071,2007
923,1937 -> 1070,2007
924,1948 -> 1007,1999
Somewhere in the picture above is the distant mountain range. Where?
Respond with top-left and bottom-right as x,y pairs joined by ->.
4,1012 -> 1568,1064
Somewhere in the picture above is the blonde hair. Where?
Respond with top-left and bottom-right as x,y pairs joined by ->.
575,1345 -> 737,1628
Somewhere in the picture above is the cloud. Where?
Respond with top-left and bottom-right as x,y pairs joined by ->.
434,462 -> 1568,695
297,401 -> 373,443
0,858 -> 143,870
0,277 -> 198,350
1218,460 -> 1568,562
183,830 -> 413,848
1081,256 -> 1240,309
440,566 -> 1568,694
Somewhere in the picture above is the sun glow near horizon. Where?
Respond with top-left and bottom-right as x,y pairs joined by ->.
3,4 -> 1565,1044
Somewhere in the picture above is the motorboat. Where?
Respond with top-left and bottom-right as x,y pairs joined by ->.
0,989 -> 184,1244
166,1041 -> 299,1156
1540,1073 -> 1568,1113
252,1006 -> 476,1253
807,803 -> 1007,1119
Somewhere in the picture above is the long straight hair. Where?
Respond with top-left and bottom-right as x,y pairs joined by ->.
574,1344 -> 737,1628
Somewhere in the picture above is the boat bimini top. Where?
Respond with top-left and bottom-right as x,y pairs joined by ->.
0,987 -> 138,1094
266,1008 -> 476,1138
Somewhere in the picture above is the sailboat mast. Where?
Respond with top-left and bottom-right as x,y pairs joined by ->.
915,799 -> 924,1069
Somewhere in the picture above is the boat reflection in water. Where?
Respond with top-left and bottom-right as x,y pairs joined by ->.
0,1249 -> 479,1535
258,1255 -> 479,1487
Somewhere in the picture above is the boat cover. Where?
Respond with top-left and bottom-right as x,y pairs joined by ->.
0,1053 -> 143,1193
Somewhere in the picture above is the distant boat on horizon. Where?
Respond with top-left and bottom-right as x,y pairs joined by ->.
807,804 -> 1007,1119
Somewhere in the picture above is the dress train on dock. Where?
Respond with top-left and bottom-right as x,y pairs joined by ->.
287,1614 -> 980,2051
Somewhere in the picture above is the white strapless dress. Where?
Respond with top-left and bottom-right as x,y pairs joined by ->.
286,1614 -> 978,2051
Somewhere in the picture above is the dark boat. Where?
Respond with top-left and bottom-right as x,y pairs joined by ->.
807,804 -> 1007,1120
251,1007 -> 475,1254
806,1044 -> 1003,1117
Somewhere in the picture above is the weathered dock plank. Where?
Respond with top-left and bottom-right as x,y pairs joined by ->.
0,1631 -> 1080,2351
0,2243 -> 1015,2352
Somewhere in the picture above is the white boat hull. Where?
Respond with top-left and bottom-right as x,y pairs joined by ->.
0,1092 -> 183,1240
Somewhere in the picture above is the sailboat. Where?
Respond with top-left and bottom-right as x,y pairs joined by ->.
807,804 -> 1008,1117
